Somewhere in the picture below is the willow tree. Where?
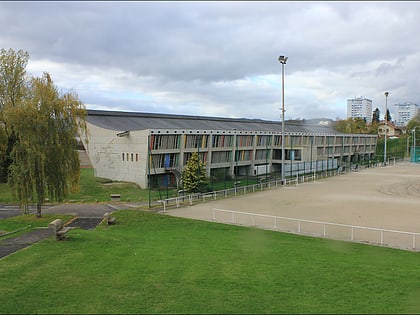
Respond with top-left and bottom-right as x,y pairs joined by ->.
181,152 -> 208,193
0,48 -> 29,182
4,72 -> 86,216
0,48 -> 29,110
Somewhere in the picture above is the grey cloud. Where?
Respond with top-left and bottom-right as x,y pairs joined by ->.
1,1 -> 420,120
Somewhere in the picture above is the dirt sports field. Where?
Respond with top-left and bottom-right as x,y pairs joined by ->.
167,162 -> 420,251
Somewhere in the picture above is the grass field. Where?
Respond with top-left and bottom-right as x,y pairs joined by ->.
0,168 -> 246,204
0,168 -> 167,204
0,214 -> 73,239
1,210 -> 419,314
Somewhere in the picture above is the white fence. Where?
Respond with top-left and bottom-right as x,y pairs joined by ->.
157,170 -> 342,212
211,208 -> 420,252
156,161 -> 387,211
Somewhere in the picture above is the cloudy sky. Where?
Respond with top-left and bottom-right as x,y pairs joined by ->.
1,1 -> 418,121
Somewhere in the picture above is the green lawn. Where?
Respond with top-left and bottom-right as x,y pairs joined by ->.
0,214 -> 73,238
1,210 -> 419,314
0,168 -> 175,204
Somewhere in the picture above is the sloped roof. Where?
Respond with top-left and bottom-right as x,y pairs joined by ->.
86,109 -> 343,135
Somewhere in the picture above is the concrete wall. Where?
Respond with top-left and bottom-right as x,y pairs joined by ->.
81,122 -> 378,189
81,123 -> 149,188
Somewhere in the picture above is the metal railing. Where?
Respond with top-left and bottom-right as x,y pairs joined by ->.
211,208 -> 419,252
156,165 -> 370,211
157,175 -> 301,212
155,158 -> 405,209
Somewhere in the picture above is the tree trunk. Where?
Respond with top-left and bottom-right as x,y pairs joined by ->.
36,201 -> 42,218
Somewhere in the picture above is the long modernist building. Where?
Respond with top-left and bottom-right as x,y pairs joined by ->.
81,109 -> 378,189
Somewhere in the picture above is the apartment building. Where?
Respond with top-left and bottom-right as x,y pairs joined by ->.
392,102 -> 419,127
81,110 -> 378,189
347,97 -> 373,121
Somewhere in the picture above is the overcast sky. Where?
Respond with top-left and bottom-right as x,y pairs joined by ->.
1,1 -> 418,121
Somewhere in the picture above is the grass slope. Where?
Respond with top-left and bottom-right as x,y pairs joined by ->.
1,210 -> 419,314
0,168 -> 161,204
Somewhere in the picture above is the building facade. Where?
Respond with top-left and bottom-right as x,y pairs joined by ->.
392,102 -> 419,127
377,121 -> 403,138
81,110 -> 378,189
347,97 -> 373,121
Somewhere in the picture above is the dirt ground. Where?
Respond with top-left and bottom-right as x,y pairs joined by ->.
167,162 -> 420,251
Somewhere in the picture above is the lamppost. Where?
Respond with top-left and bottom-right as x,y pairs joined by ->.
233,128 -> 238,187
196,135 -> 201,192
278,55 -> 288,184
383,91 -> 389,165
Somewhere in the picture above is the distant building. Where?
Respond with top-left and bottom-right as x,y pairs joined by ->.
377,121 -> 404,138
347,97 -> 373,121
392,102 -> 419,127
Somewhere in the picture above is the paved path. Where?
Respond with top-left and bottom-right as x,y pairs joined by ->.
0,228 -> 53,259
0,202 -> 138,259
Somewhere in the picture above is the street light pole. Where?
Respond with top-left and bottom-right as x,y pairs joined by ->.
383,91 -> 389,165
279,55 -> 288,184
197,135 -> 201,192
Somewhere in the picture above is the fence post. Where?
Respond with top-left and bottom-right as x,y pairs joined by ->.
380,230 -> 384,245
413,234 -> 416,250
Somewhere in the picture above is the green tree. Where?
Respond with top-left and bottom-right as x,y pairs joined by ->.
3,70 -> 86,217
385,109 -> 392,122
181,152 -> 208,193
372,108 -> 380,124
406,113 -> 420,131
0,48 -> 29,110
0,48 -> 29,182
334,117 -> 368,134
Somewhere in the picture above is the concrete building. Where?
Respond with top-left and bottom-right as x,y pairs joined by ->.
81,110 -> 378,189
392,102 -> 419,127
347,97 -> 373,121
